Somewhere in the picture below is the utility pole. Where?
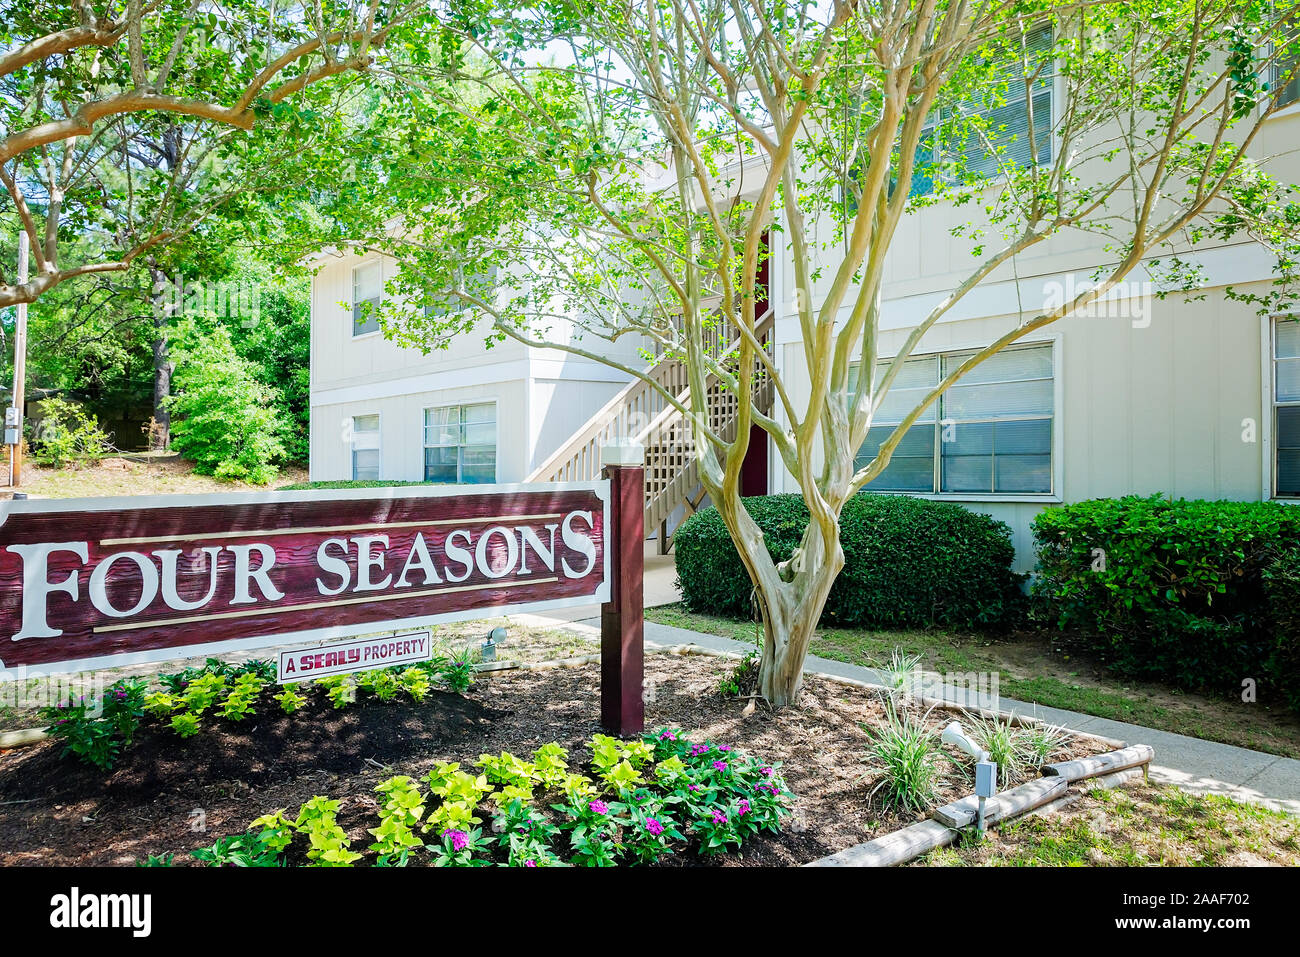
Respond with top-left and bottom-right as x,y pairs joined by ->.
8,231 -> 28,487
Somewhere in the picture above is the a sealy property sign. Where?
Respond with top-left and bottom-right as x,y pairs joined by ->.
0,482 -> 610,677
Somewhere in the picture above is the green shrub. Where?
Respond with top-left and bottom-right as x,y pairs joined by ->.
673,494 -> 1024,629
1262,545 -> 1300,711
1032,495 -> 1300,703
29,397 -> 114,467
168,319 -> 288,484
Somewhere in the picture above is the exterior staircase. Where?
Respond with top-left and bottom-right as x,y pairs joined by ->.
526,307 -> 775,551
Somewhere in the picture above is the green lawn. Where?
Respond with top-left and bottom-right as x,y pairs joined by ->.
646,604 -> 1300,759
917,783 -> 1300,866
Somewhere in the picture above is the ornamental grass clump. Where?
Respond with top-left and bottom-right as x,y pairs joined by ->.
967,713 -> 1027,789
864,706 -> 945,815
1020,723 -> 1071,768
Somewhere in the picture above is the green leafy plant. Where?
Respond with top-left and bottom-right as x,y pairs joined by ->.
496,798 -> 563,867
555,797 -> 624,867
136,853 -> 175,867
275,686 -> 307,714
191,832 -> 284,867
531,743 -> 570,788
315,675 -> 355,709
181,672 -> 227,715
40,679 -> 147,771
219,672 -> 265,721
295,796 -> 361,866
864,706 -> 945,815
1033,495 -> 1300,703
168,318 -> 289,484
476,751 -> 537,790
717,649 -> 759,698
438,656 -> 475,693
169,712 -> 201,738
29,397 -> 113,467
428,827 -> 492,867
397,667 -> 432,702
249,810 -> 297,856
368,776 -> 427,864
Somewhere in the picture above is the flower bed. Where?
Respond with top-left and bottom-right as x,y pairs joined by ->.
0,652 -> 1110,866
154,730 -> 793,867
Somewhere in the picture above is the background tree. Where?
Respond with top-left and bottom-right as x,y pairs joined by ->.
0,0 -> 425,308
341,0 -> 1300,704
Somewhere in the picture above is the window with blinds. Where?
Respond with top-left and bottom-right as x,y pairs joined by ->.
351,414 -> 381,481
424,403 -> 497,484
1276,318 -> 1300,496
854,343 -> 1055,495
352,261 -> 382,337
1276,44 -> 1300,108
910,25 -> 1054,197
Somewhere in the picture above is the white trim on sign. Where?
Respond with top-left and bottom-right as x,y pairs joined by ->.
0,478 -> 614,678
0,478 -> 612,519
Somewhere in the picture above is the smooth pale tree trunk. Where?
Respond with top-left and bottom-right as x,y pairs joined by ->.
717,493 -> 846,707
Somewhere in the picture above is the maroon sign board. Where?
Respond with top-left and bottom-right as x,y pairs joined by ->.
0,482 -> 611,677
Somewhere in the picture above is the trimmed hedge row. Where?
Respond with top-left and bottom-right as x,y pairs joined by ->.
1032,495 -> 1300,708
674,494 -> 1025,630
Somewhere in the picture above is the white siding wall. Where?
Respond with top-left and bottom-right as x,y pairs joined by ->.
774,283 -> 1275,571
309,249 -> 637,484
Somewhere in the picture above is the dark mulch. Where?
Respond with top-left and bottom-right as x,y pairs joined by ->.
0,654 -> 1107,866
0,691 -> 497,805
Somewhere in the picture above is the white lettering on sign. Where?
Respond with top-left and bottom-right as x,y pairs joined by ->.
4,509 -> 602,643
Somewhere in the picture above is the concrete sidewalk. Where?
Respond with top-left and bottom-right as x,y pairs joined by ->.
532,611 -> 1300,816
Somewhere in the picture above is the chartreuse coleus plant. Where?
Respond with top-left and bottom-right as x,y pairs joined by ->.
369,776 -> 428,865
295,797 -> 362,867
160,730 -> 794,866
47,653 -> 478,768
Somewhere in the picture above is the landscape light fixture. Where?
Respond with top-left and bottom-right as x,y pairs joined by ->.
481,626 -> 506,662
941,720 -> 999,836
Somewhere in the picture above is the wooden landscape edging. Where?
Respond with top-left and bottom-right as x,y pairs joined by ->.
805,743 -> 1155,868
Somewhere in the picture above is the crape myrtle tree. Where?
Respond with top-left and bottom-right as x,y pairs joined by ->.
355,0 -> 1300,705
0,0 -> 428,310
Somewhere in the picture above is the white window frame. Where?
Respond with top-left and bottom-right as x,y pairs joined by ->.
351,259 -> 383,339
350,412 -> 382,481
422,400 -> 499,485
855,335 -> 1064,503
1268,315 -> 1300,499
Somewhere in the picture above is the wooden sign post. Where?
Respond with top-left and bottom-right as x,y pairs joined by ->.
600,443 -> 645,735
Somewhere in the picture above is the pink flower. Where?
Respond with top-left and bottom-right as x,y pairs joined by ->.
711,810 -> 728,825
442,829 -> 469,852
738,800 -> 750,817
588,799 -> 609,815
645,818 -> 665,836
